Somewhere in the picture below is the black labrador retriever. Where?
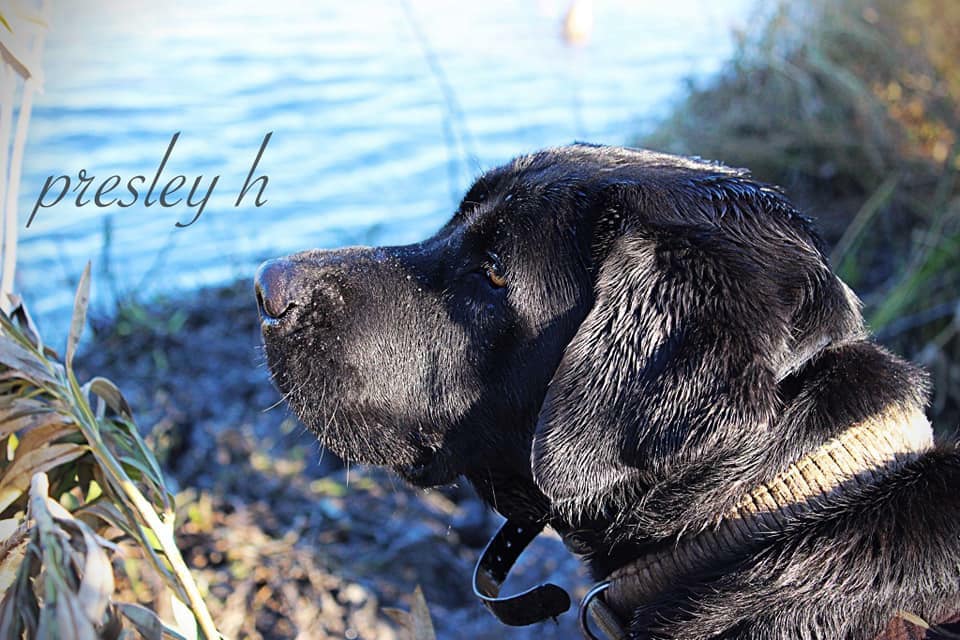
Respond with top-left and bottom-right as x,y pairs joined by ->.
255,144 -> 960,639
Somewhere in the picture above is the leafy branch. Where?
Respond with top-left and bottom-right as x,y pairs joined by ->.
0,264 -> 220,639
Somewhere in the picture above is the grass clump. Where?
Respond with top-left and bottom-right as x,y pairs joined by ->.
642,0 -> 960,430
0,264 -> 220,639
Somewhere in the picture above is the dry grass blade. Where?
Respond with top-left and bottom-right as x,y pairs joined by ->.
382,585 -> 438,640
29,473 -> 100,640
0,443 -> 87,513
5,294 -> 43,352
14,418 -> 78,457
0,335 -> 57,388
0,517 -> 27,592
65,262 -> 91,370
895,610 -> 930,629
410,586 -> 437,640
0,411 -> 63,442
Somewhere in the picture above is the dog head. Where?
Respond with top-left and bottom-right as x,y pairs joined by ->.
256,144 -> 865,525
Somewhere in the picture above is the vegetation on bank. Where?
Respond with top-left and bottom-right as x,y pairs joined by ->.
0,266 -> 220,639
642,0 -> 960,430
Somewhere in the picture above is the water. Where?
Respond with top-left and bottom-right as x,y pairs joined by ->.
17,0 -> 752,326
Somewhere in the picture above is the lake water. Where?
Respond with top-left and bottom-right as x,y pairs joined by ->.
18,0 -> 752,327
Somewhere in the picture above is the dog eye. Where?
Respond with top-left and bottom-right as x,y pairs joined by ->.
485,264 -> 507,288
481,254 -> 507,288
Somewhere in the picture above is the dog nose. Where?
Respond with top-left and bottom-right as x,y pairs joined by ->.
255,258 -> 299,320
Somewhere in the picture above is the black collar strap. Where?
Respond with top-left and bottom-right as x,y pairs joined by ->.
472,519 -> 628,637
472,519 -> 571,626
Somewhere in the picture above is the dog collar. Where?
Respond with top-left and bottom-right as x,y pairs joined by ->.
602,404 -> 932,613
472,519 -> 571,625
582,403 -> 933,639
475,404 -> 933,639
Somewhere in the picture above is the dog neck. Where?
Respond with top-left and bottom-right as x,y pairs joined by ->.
602,403 -> 934,616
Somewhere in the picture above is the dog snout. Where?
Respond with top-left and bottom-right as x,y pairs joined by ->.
255,252 -> 355,324
255,258 -> 302,320
254,257 -> 340,320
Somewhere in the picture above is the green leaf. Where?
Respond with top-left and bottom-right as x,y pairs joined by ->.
83,377 -> 133,421
74,499 -> 139,541
0,13 -> 11,32
117,602 -> 188,640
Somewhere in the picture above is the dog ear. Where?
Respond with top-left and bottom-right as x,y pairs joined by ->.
531,179 -> 864,519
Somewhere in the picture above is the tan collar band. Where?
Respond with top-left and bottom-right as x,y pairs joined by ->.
605,404 -> 934,613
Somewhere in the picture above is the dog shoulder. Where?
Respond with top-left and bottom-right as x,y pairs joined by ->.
629,444 -> 960,640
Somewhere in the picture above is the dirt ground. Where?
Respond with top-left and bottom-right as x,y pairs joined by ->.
78,280 -> 588,640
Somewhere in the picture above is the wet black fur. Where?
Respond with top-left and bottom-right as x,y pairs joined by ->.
258,144 -> 960,639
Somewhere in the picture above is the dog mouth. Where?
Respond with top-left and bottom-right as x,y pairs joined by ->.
260,339 -> 459,486
255,261 -> 465,489
280,395 -> 459,486
396,455 -> 458,487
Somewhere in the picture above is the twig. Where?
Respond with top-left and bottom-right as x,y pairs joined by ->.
0,521 -> 29,566
0,0 -> 49,313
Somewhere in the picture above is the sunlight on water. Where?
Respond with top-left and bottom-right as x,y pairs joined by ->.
19,0 -> 753,324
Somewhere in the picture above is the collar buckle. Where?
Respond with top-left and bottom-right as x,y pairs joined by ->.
579,580 -> 627,640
